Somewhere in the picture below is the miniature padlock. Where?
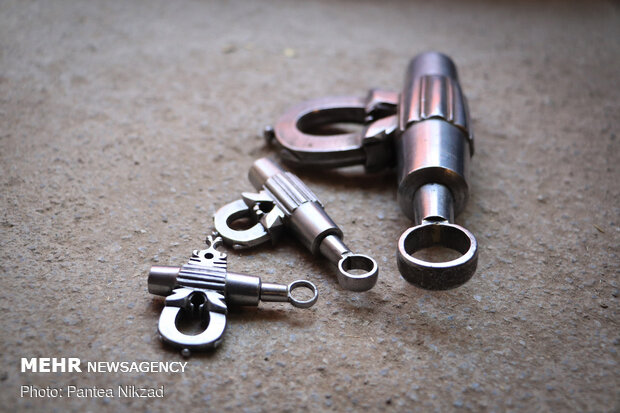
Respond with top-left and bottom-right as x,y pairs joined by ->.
148,236 -> 318,352
213,157 -> 378,292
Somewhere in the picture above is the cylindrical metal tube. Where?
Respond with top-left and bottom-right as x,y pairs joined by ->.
248,157 -> 343,255
288,202 -> 343,254
148,266 -> 180,296
397,120 -> 470,219
399,52 -> 469,133
260,282 -> 289,302
148,265 -> 263,306
249,157 -> 284,188
396,52 -> 473,220
318,234 -> 350,265
224,272 -> 261,306
413,183 -> 455,225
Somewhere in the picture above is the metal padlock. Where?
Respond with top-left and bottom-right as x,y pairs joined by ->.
213,158 -> 378,292
148,236 -> 318,352
268,52 -> 478,290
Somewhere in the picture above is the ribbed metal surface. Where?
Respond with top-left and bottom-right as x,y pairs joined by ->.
177,252 -> 227,292
405,75 -> 468,134
263,172 -> 320,215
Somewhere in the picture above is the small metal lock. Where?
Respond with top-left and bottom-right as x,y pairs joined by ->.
213,157 -> 378,292
148,236 -> 318,352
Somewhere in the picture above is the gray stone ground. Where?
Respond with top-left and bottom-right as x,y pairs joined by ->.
1,0 -> 619,411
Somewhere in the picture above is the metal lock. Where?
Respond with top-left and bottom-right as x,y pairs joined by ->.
213,157 -> 378,292
268,52 -> 478,290
148,236 -> 318,352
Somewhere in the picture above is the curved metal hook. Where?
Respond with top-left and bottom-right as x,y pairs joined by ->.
274,95 -> 368,168
213,199 -> 271,249
272,89 -> 399,171
158,288 -> 228,351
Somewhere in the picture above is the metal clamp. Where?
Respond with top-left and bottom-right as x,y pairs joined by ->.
269,52 -> 478,290
213,158 -> 378,292
148,236 -> 318,352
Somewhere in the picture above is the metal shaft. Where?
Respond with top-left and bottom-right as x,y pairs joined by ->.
395,52 -> 478,290
148,266 -> 314,307
249,158 -> 343,255
396,52 -> 472,221
413,183 -> 454,224
249,158 -> 378,291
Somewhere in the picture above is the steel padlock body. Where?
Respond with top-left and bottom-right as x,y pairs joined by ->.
396,53 -> 473,222
270,51 -> 478,290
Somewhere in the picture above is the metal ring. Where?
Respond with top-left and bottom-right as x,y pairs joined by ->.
287,280 -> 318,309
397,222 -> 478,290
337,254 -> 379,292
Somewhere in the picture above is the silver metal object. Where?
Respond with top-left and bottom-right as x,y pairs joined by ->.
148,236 -> 318,352
269,52 -> 478,290
213,157 -> 378,292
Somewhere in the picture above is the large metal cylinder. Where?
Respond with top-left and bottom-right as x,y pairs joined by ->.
395,52 -> 478,290
397,120 -> 470,221
396,52 -> 473,222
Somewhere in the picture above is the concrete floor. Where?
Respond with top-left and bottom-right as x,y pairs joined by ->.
1,0 -> 619,411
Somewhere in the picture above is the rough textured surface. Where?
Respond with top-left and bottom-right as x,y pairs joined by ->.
1,0 -> 619,411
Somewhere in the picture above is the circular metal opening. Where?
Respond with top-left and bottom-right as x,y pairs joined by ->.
397,223 -> 478,290
226,210 -> 257,231
340,254 -> 376,276
287,280 -> 318,309
401,224 -> 472,265
175,293 -> 209,335
337,254 -> 378,292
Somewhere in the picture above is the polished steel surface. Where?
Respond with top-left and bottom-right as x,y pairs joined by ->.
396,119 -> 470,219
270,52 -> 478,290
272,90 -> 398,171
395,52 -> 477,289
413,183 -> 454,224
214,157 -> 378,292
212,199 -> 272,249
147,236 -> 318,352
399,53 -> 472,151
